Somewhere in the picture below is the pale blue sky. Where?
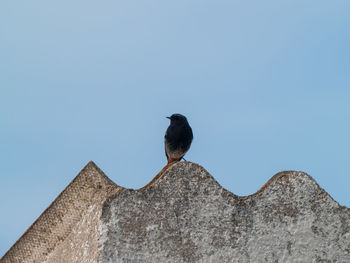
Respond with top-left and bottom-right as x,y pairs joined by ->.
1,0 -> 350,257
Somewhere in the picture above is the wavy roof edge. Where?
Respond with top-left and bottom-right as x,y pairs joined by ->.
1,161 -> 345,262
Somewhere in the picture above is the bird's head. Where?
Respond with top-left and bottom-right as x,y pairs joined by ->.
166,113 -> 188,124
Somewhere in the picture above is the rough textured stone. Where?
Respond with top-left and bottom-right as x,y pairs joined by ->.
2,161 -> 350,262
99,162 -> 350,262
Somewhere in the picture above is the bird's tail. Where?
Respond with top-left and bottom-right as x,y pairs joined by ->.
167,157 -> 182,165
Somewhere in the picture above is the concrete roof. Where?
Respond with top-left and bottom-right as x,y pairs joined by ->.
2,161 -> 350,262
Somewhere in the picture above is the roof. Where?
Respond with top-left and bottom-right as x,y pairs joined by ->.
2,161 -> 350,262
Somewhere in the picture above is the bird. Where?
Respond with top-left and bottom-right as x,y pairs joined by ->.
165,113 -> 193,165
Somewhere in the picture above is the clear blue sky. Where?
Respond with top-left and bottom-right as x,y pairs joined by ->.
1,0 -> 349,257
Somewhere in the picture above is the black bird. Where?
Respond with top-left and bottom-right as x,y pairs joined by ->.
165,113 -> 193,164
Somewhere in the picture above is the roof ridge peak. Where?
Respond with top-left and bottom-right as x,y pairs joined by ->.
1,161 -> 120,263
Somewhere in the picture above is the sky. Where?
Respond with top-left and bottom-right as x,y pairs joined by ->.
1,0 -> 350,257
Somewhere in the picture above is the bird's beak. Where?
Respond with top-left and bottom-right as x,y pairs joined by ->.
166,116 -> 171,119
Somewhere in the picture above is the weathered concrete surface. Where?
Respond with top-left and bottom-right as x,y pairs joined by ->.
2,161 -> 350,263
100,162 -> 350,263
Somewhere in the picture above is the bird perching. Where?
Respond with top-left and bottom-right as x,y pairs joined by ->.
165,114 -> 193,165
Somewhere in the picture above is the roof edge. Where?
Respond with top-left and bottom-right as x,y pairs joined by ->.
138,162 -> 342,207
1,161 -> 120,263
